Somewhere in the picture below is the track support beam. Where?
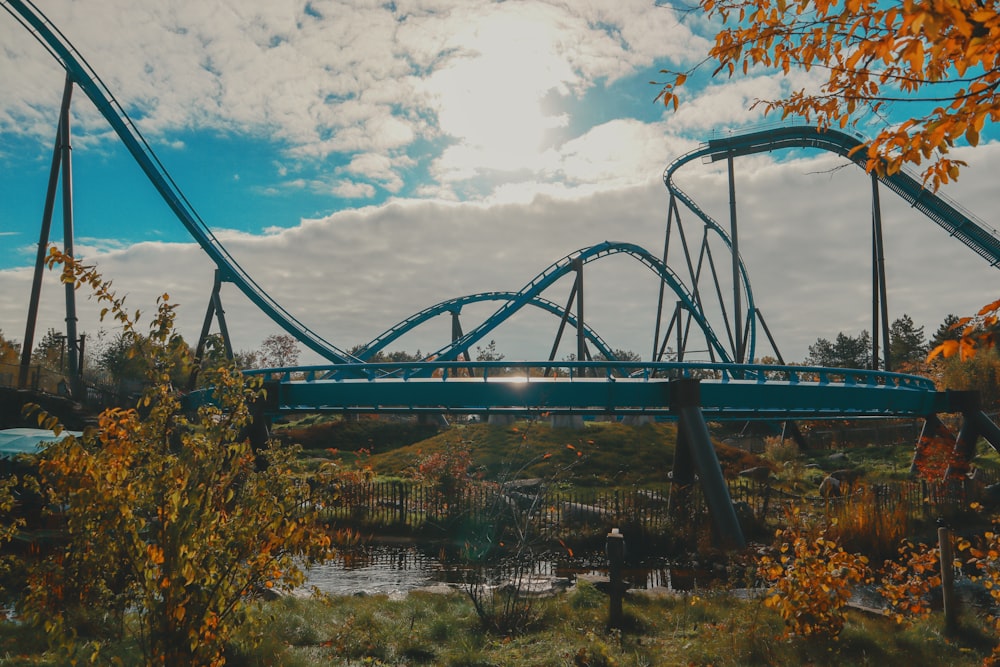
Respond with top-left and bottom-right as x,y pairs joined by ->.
20,75 -> 78,392
871,173 -> 891,371
188,269 -> 234,390
669,378 -> 746,550
727,153 -> 744,363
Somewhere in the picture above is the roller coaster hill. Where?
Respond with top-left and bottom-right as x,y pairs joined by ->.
7,0 -> 1000,548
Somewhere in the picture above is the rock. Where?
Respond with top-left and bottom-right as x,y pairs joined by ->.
826,452 -> 849,464
819,475 -> 841,497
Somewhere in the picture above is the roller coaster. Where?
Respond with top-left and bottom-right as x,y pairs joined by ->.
7,0 -> 1000,547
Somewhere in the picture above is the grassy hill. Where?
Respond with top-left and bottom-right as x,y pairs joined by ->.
278,416 -> 771,488
366,420 -> 678,487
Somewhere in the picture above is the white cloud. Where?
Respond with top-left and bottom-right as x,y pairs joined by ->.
0,0 -> 706,201
546,119 -> 695,185
3,0 -> 999,374
3,143 -> 998,366
344,153 -> 410,193
331,180 -> 377,199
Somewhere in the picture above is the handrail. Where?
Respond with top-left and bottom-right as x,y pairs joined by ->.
246,359 -> 938,391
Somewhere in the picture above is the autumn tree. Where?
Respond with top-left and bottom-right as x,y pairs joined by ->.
657,0 -> 1000,189
94,329 -> 193,395
23,249 -> 335,666
0,330 -> 18,364
930,299 -> 1000,360
257,333 -> 300,369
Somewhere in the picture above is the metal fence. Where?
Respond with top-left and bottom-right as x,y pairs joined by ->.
0,361 -> 67,395
319,475 -> 991,542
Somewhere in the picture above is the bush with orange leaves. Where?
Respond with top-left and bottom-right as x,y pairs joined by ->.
957,527 -> 1000,664
877,540 -> 942,625
21,250 -> 336,667
759,507 -> 871,639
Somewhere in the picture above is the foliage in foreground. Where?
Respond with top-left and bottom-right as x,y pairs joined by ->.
657,0 -> 1000,190
19,250 -> 335,666
5,584 -> 993,667
760,507 -> 871,639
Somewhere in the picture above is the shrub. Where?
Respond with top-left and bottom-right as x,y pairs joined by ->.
826,484 -> 912,560
877,540 -> 941,625
20,251 -> 336,666
759,507 -> 870,639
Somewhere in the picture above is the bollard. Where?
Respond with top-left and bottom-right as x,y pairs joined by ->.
606,528 -> 625,629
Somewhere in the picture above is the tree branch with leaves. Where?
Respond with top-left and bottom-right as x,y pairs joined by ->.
657,0 -> 1000,189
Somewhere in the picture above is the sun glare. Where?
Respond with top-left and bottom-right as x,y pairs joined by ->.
426,10 -> 571,176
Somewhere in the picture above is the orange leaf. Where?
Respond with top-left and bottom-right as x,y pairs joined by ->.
977,299 -> 1000,316
927,339 -> 958,361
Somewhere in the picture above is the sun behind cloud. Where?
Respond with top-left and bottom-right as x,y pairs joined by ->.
423,6 -> 572,180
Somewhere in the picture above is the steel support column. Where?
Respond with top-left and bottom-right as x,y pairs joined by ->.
671,378 -> 746,550
450,310 -> 471,363
57,79 -> 83,397
969,411 -> 1000,452
20,75 -> 75,389
727,153 -> 743,363
547,280 -> 579,369
573,258 -> 586,373
188,269 -> 233,390
871,173 -> 891,370
654,195 -> 678,360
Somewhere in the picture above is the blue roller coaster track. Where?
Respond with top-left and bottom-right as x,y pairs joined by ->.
11,0 -> 1000,549
6,0 -> 997,426
3,0 -> 361,365
353,291 -> 619,363
415,241 -> 732,367
660,125 -> 1000,365
702,126 -> 1000,266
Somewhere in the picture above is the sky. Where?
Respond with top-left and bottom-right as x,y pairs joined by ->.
1,0 -> 999,367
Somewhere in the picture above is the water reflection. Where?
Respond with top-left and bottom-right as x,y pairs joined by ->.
305,544 -> 718,597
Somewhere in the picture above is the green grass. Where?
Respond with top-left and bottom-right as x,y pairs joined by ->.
361,420 -> 680,487
7,585 -> 989,666
275,416 -> 442,459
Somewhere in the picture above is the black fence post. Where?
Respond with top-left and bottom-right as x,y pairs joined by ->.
606,527 -> 625,629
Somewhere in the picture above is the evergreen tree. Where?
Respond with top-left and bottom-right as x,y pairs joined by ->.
31,328 -> 66,372
889,315 -> 928,366
929,314 -> 962,350
806,331 -> 872,369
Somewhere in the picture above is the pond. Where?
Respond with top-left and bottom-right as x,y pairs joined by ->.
304,543 -> 722,597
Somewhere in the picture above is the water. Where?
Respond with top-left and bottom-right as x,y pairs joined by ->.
304,544 -> 721,597
305,546 -> 447,596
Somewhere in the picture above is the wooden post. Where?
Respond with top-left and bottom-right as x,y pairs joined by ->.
939,527 -> 958,633
607,528 -> 625,629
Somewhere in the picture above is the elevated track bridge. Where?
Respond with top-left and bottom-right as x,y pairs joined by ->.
7,0 -> 1000,548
